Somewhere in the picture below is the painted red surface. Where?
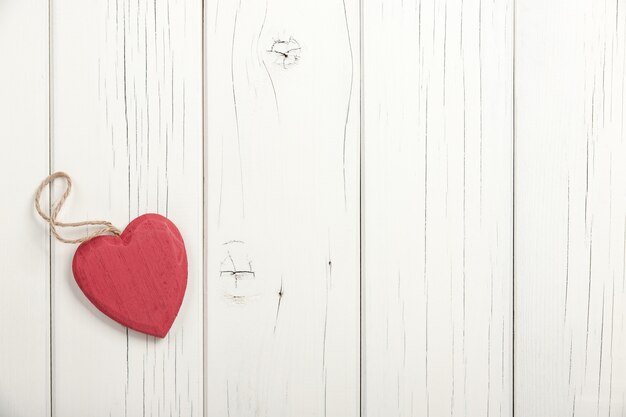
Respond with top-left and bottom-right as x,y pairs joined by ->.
72,214 -> 187,338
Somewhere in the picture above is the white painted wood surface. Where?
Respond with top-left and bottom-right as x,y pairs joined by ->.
50,0 -> 203,415
4,0 -> 626,415
0,0 -> 50,416
363,0 -> 513,416
515,1 -> 626,415
203,0 -> 360,414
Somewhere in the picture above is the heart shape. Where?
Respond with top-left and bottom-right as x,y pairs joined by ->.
72,214 -> 187,338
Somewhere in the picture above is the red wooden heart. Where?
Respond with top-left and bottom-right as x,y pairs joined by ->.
72,214 -> 187,338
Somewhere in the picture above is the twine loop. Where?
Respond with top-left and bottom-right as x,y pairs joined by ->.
35,172 -> 122,244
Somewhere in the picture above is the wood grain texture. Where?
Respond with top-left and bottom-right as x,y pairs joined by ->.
204,0 -> 360,413
363,0 -> 513,415
516,1 -> 626,415
51,0 -> 202,415
10,0 -> 626,414
0,0 -> 50,415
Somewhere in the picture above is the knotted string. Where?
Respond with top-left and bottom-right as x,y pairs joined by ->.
34,172 -> 122,244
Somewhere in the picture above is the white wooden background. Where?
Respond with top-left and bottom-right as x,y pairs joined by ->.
1,0 -> 625,416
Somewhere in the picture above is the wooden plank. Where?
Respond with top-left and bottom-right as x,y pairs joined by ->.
362,0 -> 513,415
0,0 -> 50,416
515,1 -> 626,415
50,0 -> 203,415
204,0 -> 360,413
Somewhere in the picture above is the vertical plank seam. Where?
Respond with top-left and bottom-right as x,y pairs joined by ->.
359,0 -> 365,410
48,0 -> 53,412
512,0 -> 516,414
202,0 -> 207,414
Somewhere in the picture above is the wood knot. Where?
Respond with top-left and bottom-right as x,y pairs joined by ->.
268,37 -> 301,68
